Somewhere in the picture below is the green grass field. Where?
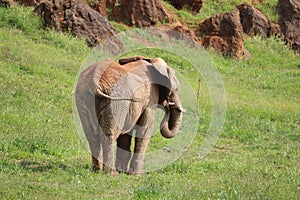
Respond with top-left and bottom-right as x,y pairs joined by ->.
0,5 -> 299,200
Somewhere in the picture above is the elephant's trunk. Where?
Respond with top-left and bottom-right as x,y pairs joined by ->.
160,95 -> 183,139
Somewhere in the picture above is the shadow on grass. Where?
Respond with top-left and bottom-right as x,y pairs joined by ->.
20,160 -> 69,172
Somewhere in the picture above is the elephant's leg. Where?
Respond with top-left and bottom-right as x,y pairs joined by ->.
129,136 -> 151,176
116,133 -> 132,173
101,133 -> 118,176
87,134 -> 102,172
76,101 -> 102,172
129,109 -> 154,176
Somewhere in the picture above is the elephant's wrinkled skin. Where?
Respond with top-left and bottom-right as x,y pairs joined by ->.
75,56 -> 183,176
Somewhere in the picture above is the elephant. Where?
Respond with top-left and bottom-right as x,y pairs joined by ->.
75,56 -> 184,176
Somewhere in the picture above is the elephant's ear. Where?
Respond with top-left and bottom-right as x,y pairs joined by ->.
119,56 -> 151,65
149,60 -> 171,104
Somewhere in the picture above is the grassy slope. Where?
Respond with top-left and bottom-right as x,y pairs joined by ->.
0,5 -> 299,200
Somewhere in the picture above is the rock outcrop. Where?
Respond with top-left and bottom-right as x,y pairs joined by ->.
0,0 -> 15,6
87,0 -> 115,17
166,22 -> 199,42
197,9 -> 250,59
278,0 -> 300,51
34,0 -> 121,49
95,0 -> 172,27
0,0 -> 40,6
15,0 -> 38,6
122,0 -> 171,27
166,0 -> 203,13
237,3 -> 270,37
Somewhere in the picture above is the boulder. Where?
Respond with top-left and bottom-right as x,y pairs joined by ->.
86,0 -> 116,17
34,0 -> 122,49
237,3 -> 270,37
0,0 -> 16,6
15,0 -> 39,6
113,0 -> 172,27
91,0 -> 172,27
278,0 -> 300,51
197,9 -> 250,59
0,0 -> 40,6
166,22 -> 199,42
166,0 -> 203,13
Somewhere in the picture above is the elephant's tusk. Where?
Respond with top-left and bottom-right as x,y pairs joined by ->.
180,108 -> 186,113
168,102 -> 186,112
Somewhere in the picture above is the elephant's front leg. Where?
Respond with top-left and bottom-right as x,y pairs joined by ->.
116,133 -> 132,173
101,133 -> 118,176
129,109 -> 154,176
129,136 -> 151,176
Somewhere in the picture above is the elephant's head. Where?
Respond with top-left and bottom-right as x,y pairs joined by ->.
150,58 -> 184,139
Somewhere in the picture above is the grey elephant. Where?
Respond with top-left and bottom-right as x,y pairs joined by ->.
75,56 -> 184,176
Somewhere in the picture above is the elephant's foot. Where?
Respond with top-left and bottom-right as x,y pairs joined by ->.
116,165 -> 129,174
92,164 -> 101,172
127,170 -> 144,176
129,153 -> 145,176
115,152 -> 132,173
92,157 -> 102,172
103,165 -> 119,177
128,163 -> 144,176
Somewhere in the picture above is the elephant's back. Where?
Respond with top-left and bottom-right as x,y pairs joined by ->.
76,60 -> 125,97
98,62 -> 126,95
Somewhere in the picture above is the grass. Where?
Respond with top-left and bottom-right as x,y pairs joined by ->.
1,6 -> 300,200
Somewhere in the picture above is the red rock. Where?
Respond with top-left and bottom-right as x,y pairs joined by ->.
197,9 -> 250,59
278,0 -> 300,51
237,3 -> 270,37
0,0 -> 40,6
0,0 -> 16,6
15,0 -> 39,6
93,0 -> 172,27
167,22 -> 199,42
34,0 -> 122,48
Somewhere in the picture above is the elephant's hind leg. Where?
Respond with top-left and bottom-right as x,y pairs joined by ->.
87,134 -> 102,172
101,133 -> 119,176
116,133 -> 133,173
76,100 -> 102,172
